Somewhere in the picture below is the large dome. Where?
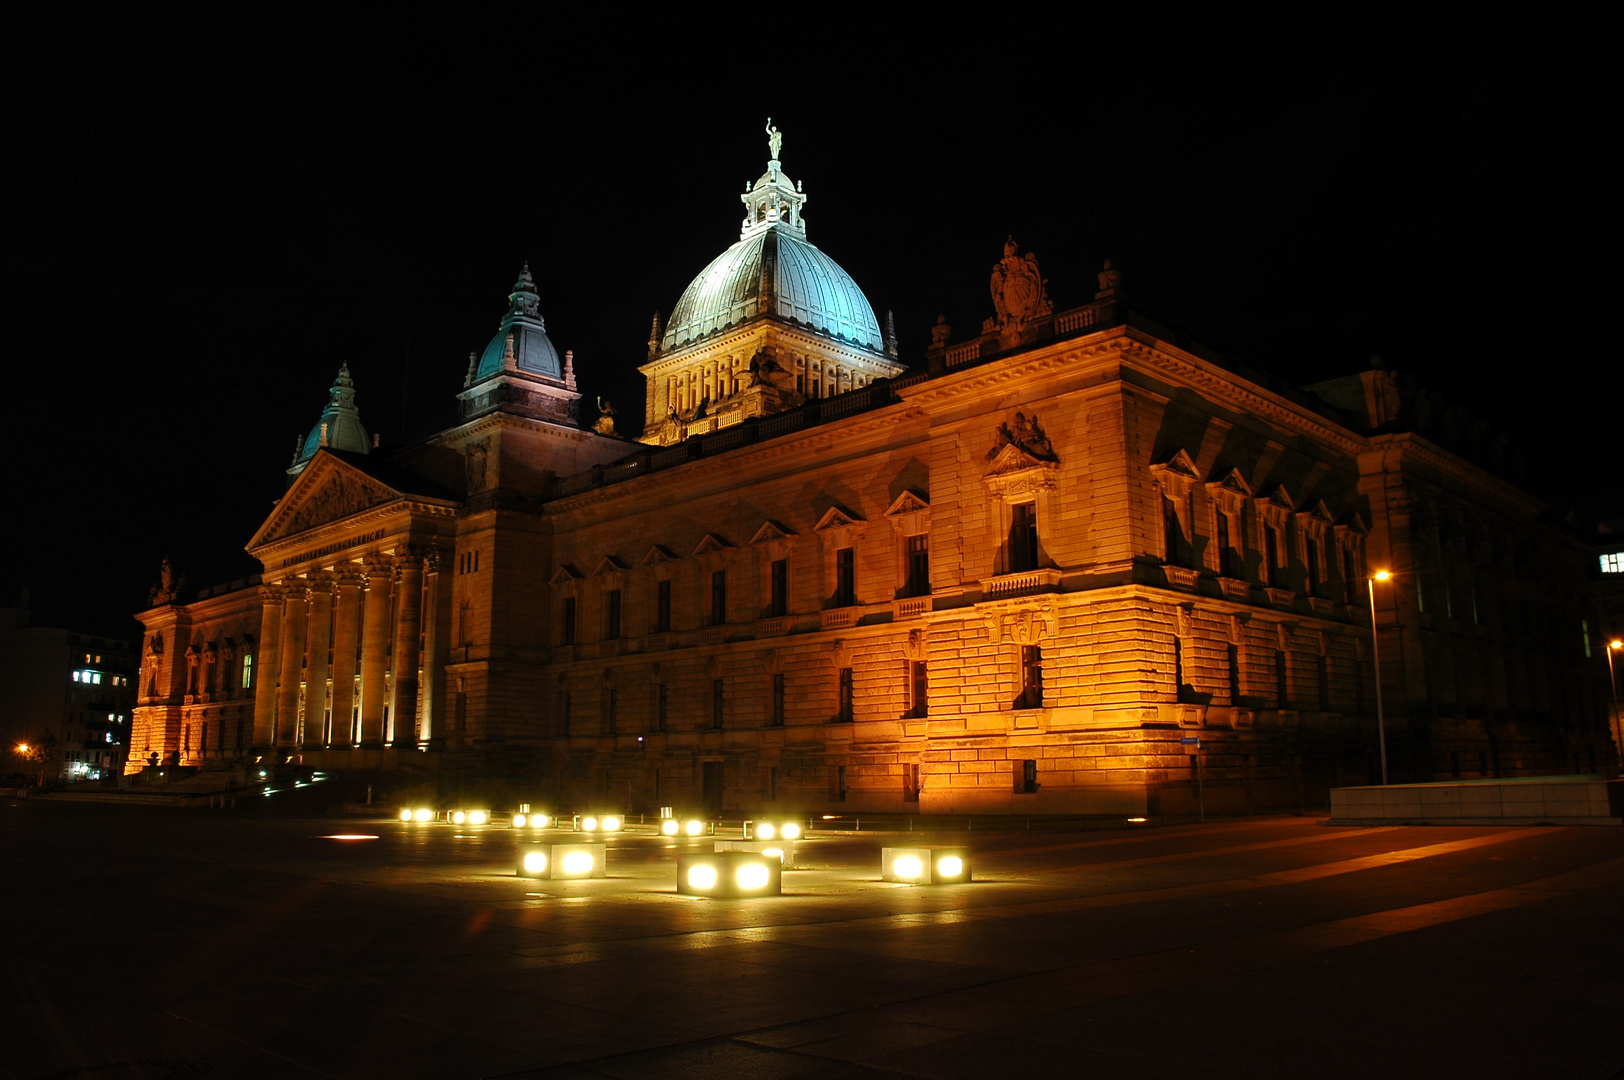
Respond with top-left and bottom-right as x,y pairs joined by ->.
661,227 -> 883,353
473,265 -> 562,383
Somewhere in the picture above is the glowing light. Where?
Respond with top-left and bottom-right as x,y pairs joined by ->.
468,810 -> 489,826
16,744 -> 29,754
755,822 -> 775,840
780,822 -> 801,840
413,808 -> 434,822
561,851 -> 595,875
936,855 -> 964,877
398,810 -> 413,822
512,814 -> 528,828
892,855 -> 925,880
763,847 -> 785,861
661,819 -> 680,836
1611,640 -> 1623,651
735,863 -> 770,890
522,851 -> 548,874
1128,816 -> 1148,823
687,864 -> 718,890
451,811 -> 467,825
323,834 -> 379,841
601,816 -> 621,832
684,819 -> 704,836
1373,569 -> 1391,582
581,815 -> 598,831
531,813 -> 550,828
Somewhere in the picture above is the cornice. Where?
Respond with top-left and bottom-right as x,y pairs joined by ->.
1363,433 -> 1545,519
548,403 -> 920,515
641,319 -> 897,376
248,500 -> 457,561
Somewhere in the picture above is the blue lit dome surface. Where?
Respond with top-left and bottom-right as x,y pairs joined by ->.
661,228 -> 883,353
474,264 -> 562,382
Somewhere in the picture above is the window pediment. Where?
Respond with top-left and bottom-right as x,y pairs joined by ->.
591,555 -> 628,581
639,544 -> 675,567
549,565 -> 582,587
750,521 -> 796,545
1255,484 -> 1295,526
982,443 -> 1059,500
1148,449 -> 1199,500
813,505 -> 864,533
885,489 -> 931,534
1205,467 -> 1252,515
691,532 -> 733,558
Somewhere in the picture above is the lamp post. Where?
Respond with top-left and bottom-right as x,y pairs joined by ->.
1368,570 -> 1392,785
1608,640 -> 1622,773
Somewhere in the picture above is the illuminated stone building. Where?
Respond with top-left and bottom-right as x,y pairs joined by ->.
128,127 -> 1617,810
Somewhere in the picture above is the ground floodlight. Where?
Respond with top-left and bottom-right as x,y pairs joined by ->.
399,809 -> 413,822
531,813 -> 550,828
677,851 -> 782,897
684,819 -> 705,836
468,810 -> 489,826
580,815 -> 598,831
716,839 -> 799,869
512,814 -> 528,828
516,842 -> 606,879
661,819 -> 680,836
451,811 -> 467,825
600,815 -> 622,832
755,822 -> 776,840
779,822 -> 801,840
413,808 -> 435,822
882,846 -> 972,884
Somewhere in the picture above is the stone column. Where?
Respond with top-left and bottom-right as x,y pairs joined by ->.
419,550 -> 445,748
328,568 -> 363,748
359,557 -> 392,748
390,553 -> 424,749
275,582 -> 309,750
252,585 -> 283,753
303,573 -> 334,747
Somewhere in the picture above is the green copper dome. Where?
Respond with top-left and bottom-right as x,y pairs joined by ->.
660,125 -> 883,354
473,264 -> 562,382
289,364 -> 370,476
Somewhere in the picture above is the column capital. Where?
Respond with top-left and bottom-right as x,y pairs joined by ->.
304,570 -> 336,588
363,554 -> 393,583
280,579 -> 310,601
259,583 -> 286,604
334,564 -> 367,587
421,548 -> 448,575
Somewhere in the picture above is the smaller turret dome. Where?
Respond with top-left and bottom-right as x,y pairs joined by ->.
289,364 -> 370,477
472,264 -> 562,384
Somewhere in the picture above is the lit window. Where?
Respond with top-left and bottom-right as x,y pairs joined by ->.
1602,553 -> 1624,574
93,673 -> 102,684
242,654 -> 253,689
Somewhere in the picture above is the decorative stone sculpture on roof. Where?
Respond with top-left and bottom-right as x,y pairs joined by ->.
987,237 -> 1052,335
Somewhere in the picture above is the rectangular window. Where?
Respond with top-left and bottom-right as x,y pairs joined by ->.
1216,511 -> 1236,577
1227,644 -> 1241,705
904,762 -> 920,802
656,579 -> 672,633
837,667 -> 854,722
242,655 -> 253,689
606,589 -> 622,639
771,673 -> 785,725
812,378 -> 820,398
1263,524 -> 1280,586
1305,536 -> 1321,596
836,764 -> 848,802
1018,645 -> 1044,709
908,660 -> 928,718
906,534 -> 930,596
1010,501 -> 1039,572
835,548 -> 855,607
711,570 -> 727,626
562,597 -> 577,646
1602,553 -> 1624,573
657,684 -> 668,731
712,678 -> 724,729
1162,496 -> 1184,567
1317,655 -> 1330,711
770,559 -> 788,617
1342,546 -> 1358,603
606,688 -> 618,734
1275,649 -> 1289,708
1020,759 -> 1038,794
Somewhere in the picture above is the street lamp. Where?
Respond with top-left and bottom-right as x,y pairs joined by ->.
1368,570 -> 1392,785
1607,640 -> 1622,773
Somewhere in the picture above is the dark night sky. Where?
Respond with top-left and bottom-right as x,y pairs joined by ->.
3,14 -> 1617,640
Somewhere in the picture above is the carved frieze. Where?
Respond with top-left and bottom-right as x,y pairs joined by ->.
268,467 -> 397,542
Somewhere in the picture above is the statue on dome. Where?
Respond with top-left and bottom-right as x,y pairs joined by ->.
747,347 -> 786,388
593,398 -> 618,436
766,118 -> 782,161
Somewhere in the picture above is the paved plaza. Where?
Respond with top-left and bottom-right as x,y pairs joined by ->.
3,800 -> 1621,1079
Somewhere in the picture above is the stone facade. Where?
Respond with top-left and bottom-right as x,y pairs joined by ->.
128,134 -> 1617,808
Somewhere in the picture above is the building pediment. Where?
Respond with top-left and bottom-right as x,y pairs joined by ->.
691,532 -> 733,557
884,490 -> 930,517
250,453 -> 402,549
750,521 -> 796,545
639,544 -> 676,567
1206,466 -> 1253,498
813,505 -> 864,532
983,443 -> 1059,500
591,555 -> 628,576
